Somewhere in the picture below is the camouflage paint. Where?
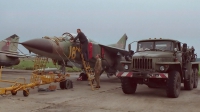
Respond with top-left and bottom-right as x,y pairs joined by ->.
21,33 -> 129,75
0,34 -> 21,66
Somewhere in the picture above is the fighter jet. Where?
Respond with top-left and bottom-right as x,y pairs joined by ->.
20,32 -> 132,78
0,34 -> 26,67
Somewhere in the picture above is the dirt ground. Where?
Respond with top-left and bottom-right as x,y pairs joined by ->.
0,69 -> 200,112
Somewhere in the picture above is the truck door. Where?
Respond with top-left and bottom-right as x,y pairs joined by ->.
175,42 -> 182,62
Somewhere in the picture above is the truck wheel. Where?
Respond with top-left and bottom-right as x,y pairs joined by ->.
193,68 -> 198,88
121,78 -> 137,94
166,71 -> 181,98
184,70 -> 194,90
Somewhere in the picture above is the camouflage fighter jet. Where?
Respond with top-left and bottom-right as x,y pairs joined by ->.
0,34 -> 26,67
20,32 -> 132,78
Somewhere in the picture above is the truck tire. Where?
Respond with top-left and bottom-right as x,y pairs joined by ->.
166,71 -> 181,98
121,77 -> 137,94
184,70 -> 194,90
193,68 -> 198,88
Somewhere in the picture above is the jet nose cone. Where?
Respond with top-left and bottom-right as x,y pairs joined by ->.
21,38 -> 53,53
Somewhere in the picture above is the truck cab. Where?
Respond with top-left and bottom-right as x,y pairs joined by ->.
118,38 -> 199,98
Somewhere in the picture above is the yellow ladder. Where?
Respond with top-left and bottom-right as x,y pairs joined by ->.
80,54 -> 95,90
33,56 -> 48,74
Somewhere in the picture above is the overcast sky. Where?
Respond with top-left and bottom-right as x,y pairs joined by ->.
0,0 -> 200,56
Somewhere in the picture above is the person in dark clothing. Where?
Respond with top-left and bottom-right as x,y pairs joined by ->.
70,29 -> 89,61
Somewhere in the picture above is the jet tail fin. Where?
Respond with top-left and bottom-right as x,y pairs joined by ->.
0,34 -> 19,52
109,34 -> 128,49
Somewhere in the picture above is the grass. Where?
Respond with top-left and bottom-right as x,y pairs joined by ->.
11,58 -> 81,72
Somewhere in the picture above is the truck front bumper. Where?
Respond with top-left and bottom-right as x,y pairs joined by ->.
117,72 -> 168,78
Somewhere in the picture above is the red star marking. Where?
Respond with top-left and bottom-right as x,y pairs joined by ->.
6,41 -> 10,46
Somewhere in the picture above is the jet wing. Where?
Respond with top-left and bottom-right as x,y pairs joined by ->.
99,44 -> 129,56
6,54 -> 27,58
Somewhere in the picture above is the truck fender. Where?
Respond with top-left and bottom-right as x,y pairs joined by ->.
156,62 -> 183,82
120,61 -> 132,71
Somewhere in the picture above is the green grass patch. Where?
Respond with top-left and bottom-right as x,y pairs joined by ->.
12,59 -> 81,72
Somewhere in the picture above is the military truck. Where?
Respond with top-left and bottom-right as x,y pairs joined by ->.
117,38 -> 199,98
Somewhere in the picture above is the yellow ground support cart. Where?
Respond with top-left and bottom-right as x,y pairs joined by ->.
0,56 -> 72,97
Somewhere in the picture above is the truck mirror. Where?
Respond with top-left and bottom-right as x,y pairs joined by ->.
128,44 -> 131,51
130,50 -> 134,55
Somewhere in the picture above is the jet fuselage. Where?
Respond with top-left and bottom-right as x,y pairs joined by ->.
21,33 -> 128,74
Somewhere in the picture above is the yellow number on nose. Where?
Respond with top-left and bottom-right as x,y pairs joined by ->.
68,46 -> 80,60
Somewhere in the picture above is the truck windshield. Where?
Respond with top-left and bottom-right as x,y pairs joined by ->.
137,41 -> 173,51
137,42 -> 153,51
155,41 -> 173,51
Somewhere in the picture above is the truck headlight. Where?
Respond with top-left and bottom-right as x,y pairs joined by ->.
124,65 -> 129,70
160,66 -> 165,71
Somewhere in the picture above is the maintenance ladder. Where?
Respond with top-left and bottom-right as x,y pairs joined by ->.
33,56 -> 48,74
41,36 -> 95,90
80,53 -> 95,90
